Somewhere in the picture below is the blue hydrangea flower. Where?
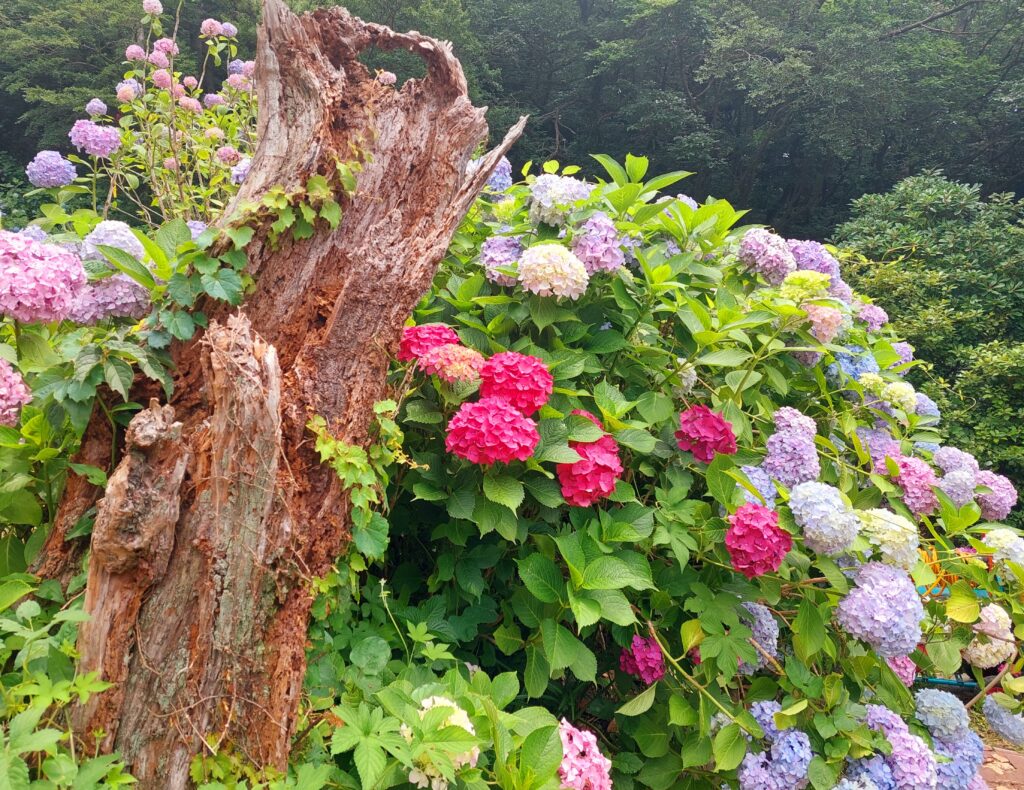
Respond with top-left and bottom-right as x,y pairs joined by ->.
528,174 -> 591,225
847,755 -> 896,790
750,700 -> 782,741
833,778 -> 882,790
837,564 -> 924,657
984,696 -> 1024,746
915,393 -> 941,424
741,464 -> 777,507
789,482 -> 859,555
915,689 -> 969,739
487,156 -> 513,191
933,731 -> 984,790
770,729 -> 812,787
739,603 -> 779,674
830,345 -> 881,383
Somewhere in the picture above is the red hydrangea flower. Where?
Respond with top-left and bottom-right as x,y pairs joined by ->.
398,323 -> 460,362
479,351 -> 553,416
417,343 -> 485,383
725,502 -> 791,578
619,634 -> 665,685
445,396 -> 539,465
557,409 -> 623,507
674,405 -> 737,463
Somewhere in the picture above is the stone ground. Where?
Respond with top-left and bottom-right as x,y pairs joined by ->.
984,748 -> 1024,788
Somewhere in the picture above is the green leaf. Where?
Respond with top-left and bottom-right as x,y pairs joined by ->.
581,556 -> 653,591
524,645 -> 549,698
226,225 -> 255,249
353,741 -> 386,790
520,725 -> 562,783
697,348 -> 752,367
161,310 -> 196,341
0,579 -> 35,613
200,268 -> 244,303
540,619 -> 582,670
320,199 -> 342,229
705,453 -> 738,506
712,724 -> 747,771
103,358 -> 134,400
614,428 -> 657,453
352,512 -> 389,558
808,756 -> 840,790
616,683 -> 657,716
97,245 -> 155,289
517,554 -> 565,604
155,218 -> 192,259
349,636 -> 391,675
947,580 -> 980,623
483,472 -> 525,511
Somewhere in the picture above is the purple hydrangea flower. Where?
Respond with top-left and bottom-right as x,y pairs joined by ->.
976,471 -> 1018,521
738,730 -> 812,790
529,174 -> 591,225
933,731 -> 984,790
25,151 -> 77,188
228,58 -> 245,75
0,230 -> 86,322
787,239 -> 841,280
773,406 -> 816,436
0,358 -> 32,427
66,274 -> 150,324
939,468 -> 977,508
858,302 -> 889,331
204,93 -> 226,108
83,220 -> 146,261
888,728 -> 937,789
789,482 -> 859,555
857,426 -> 901,473
221,22 -> 238,37
983,696 -> 1024,746
229,157 -> 251,185
934,446 -> 980,475
85,98 -> 107,117
480,232 -> 522,286
750,700 -> 782,741
186,220 -> 207,241
739,229 -> 796,285
674,193 -> 698,210
68,120 -> 121,158
830,277 -> 855,303
763,429 -> 820,488
739,602 -> 779,674
486,156 -> 513,191
837,563 -> 923,657
741,464 -> 777,507
915,689 -> 969,739
892,342 -> 914,366
572,212 -> 624,274
915,393 -> 941,422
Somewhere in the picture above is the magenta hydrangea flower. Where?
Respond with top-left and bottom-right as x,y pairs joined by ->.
976,471 -> 1018,521
398,324 -> 460,362
739,229 -> 796,285
726,502 -> 791,578
572,212 -> 624,274
66,274 -> 150,324
445,397 -> 539,465
619,634 -> 665,685
0,359 -> 32,427
887,655 -> 917,687
675,405 -> 737,463
68,120 -> 121,158
558,719 -> 612,790
25,151 -> 76,188
0,231 -> 86,322
479,351 -> 553,416
557,410 -> 622,507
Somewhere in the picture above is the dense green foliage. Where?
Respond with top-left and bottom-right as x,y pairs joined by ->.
3,0 -> 1024,234
837,172 -> 1024,523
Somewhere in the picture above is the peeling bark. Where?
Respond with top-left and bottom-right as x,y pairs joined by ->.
52,1 -> 525,786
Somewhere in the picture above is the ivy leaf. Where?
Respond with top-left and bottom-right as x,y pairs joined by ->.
352,512 -> 389,559
161,310 -> 196,341
200,268 -> 244,304
483,472 -> 525,511
225,225 -> 254,249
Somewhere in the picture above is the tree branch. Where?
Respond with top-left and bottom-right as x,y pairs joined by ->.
880,1 -> 985,39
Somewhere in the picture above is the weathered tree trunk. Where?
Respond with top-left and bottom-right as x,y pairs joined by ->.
54,2 -> 525,785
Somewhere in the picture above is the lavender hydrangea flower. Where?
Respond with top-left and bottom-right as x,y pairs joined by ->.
204,93 -> 226,108
739,229 -> 796,285
741,464 -> 777,507
738,730 -> 812,790
834,777 -> 883,790
983,696 -> 1024,746
914,689 -> 969,739
773,406 -> 816,436
887,728 -> 937,789
66,274 -> 150,324
891,342 -> 914,366
479,232 -> 522,286
529,174 -> 591,225
230,157 -> 251,185
186,220 -> 207,241
933,731 -> 984,790
787,239 -> 841,280
0,230 -> 86,323
739,602 -> 779,674
789,482 -> 859,555
837,563 -> 923,657
486,156 -> 513,191
857,426 -> 901,472
0,358 -> 32,427
83,220 -> 146,261
25,151 -> 77,188
227,58 -> 245,75
572,212 -> 624,274
939,468 -> 977,508
85,98 -> 107,116
934,446 -> 980,476
857,302 -> 889,331
915,393 -> 941,423
68,120 -> 121,158
17,226 -> 46,243
763,429 -> 820,488
846,755 -> 896,790
221,22 -> 238,37
976,471 -> 1018,521
750,700 -> 782,741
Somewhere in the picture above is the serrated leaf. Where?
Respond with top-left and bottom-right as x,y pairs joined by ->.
483,472 -> 525,511
517,554 -> 565,604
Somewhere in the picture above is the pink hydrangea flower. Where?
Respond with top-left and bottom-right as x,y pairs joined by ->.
887,655 -> 917,687
675,405 -> 737,463
895,455 -> 938,516
148,50 -> 170,68
152,69 -> 172,89
445,397 -> 539,465
557,410 -> 623,506
142,0 -> 162,14
0,359 -> 31,427
242,60 -> 256,77
0,231 -> 86,322
183,75 -> 198,89
619,634 -> 665,685
178,96 -> 202,113
398,324 -> 460,362
215,145 -> 241,165
803,303 -> 844,343
479,351 -> 553,416
68,120 -> 121,158
225,73 -> 250,91
558,719 -> 612,790
153,37 -> 179,55
200,18 -> 224,37
377,70 -> 397,85
162,157 -> 178,170
726,502 -> 791,578
977,471 -> 1018,521
125,44 -> 146,60
417,343 -> 485,383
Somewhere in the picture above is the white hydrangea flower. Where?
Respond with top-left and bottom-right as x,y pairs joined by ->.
83,220 -> 146,261
401,695 -> 480,790
517,243 -> 589,299
882,381 -> 917,414
983,528 -> 1024,568
858,508 -> 919,570
528,174 -> 592,225
963,604 -> 1015,669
